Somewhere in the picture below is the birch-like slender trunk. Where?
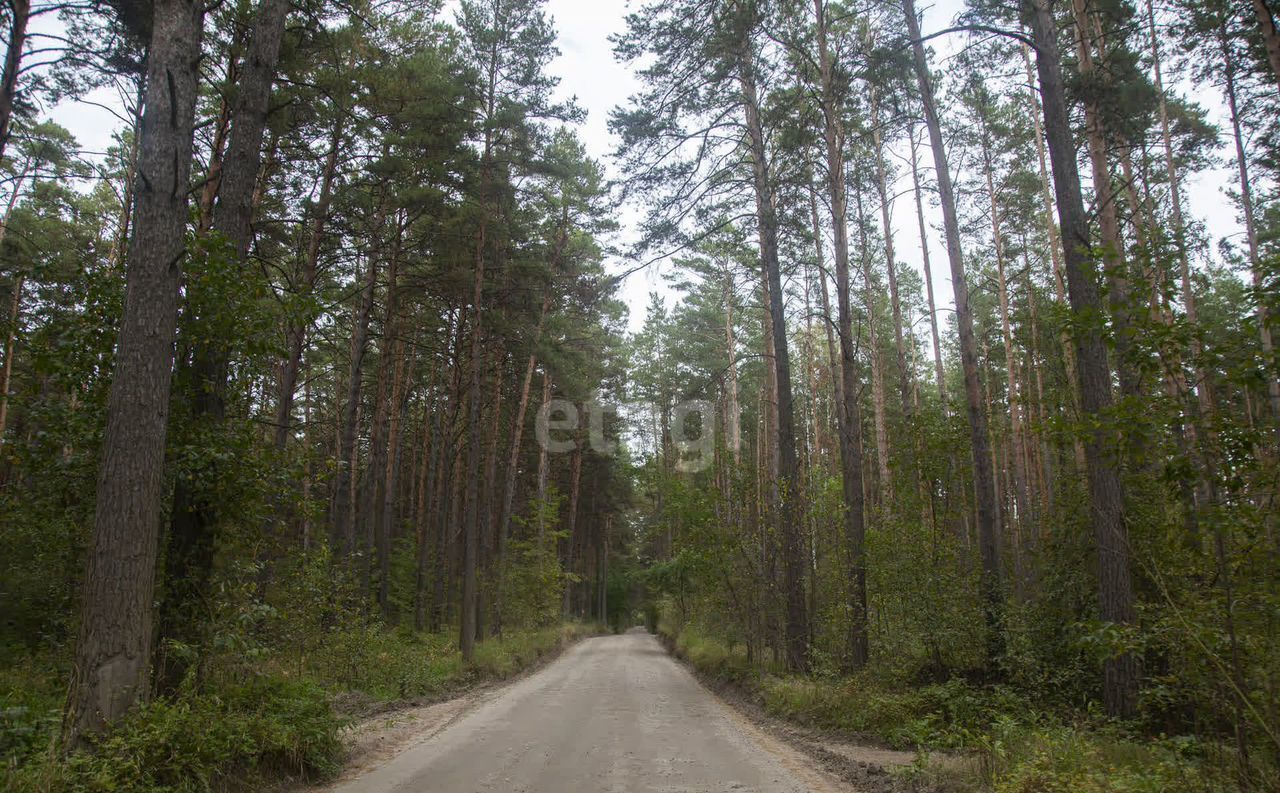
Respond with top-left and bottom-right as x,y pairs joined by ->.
908,130 -> 947,405
812,0 -> 868,667
903,0 -> 1002,661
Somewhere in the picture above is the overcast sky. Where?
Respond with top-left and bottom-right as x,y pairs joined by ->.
47,0 -> 1244,335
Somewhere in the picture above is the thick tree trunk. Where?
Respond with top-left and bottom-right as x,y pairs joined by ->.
1070,0 -> 1140,412
739,42 -> 808,673
0,0 -> 30,165
210,0 -> 290,256
1020,42 -> 1086,474
66,0 -> 204,743
903,0 -> 1002,660
1251,0 -> 1280,90
1026,0 -> 1138,718
157,0 -> 292,691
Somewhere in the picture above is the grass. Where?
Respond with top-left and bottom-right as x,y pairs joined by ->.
1,622 -> 601,793
667,623 -> 1245,793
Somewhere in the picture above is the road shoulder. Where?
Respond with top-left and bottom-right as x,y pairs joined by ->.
660,635 -> 961,793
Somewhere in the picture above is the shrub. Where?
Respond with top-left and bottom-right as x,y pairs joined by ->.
7,676 -> 341,793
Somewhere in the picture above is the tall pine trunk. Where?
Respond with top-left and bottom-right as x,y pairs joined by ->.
813,0 -> 868,668
1026,0 -> 1138,717
903,0 -> 1002,662
66,0 -> 204,742
738,36 -> 808,673
331,231 -> 383,555
0,0 -> 29,165
158,0 -> 292,692
908,130 -> 947,405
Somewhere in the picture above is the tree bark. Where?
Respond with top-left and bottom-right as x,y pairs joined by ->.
871,95 -> 913,421
210,0 -> 290,257
1251,0 -> 1280,90
157,0 -> 292,691
1070,0 -> 1140,412
738,34 -> 808,673
331,235 -> 383,555
813,0 -> 868,668
855,185 -> 893,509
908,129 -> 947,405
1220,27 -> 1280,435
1026,0 -> 1138,717
903,0 -> 1002,661
66,0 -> 204,742
0,0 -> 30,166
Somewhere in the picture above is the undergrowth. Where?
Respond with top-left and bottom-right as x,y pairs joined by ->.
668,624 -> 1252,793
1,622 -> 598,792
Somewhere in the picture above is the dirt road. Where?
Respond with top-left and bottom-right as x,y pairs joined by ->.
328,631 -> 851,793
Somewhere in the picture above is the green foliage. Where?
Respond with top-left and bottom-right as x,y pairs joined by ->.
6,676 -> 341,793
670,624 -> 1251,792
500,492 -> 571,630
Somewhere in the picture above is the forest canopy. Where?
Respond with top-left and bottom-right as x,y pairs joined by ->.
1,0 -> 1279,789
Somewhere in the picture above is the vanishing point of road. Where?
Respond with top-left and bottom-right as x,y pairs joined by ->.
329,631 -> 850,793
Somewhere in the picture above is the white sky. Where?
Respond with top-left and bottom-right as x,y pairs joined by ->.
46,0 -> 1245,336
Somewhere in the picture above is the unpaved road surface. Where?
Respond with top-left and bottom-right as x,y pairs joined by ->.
328,631 -> 852,793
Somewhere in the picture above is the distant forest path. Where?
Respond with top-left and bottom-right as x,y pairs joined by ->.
323,631 -> 851,793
